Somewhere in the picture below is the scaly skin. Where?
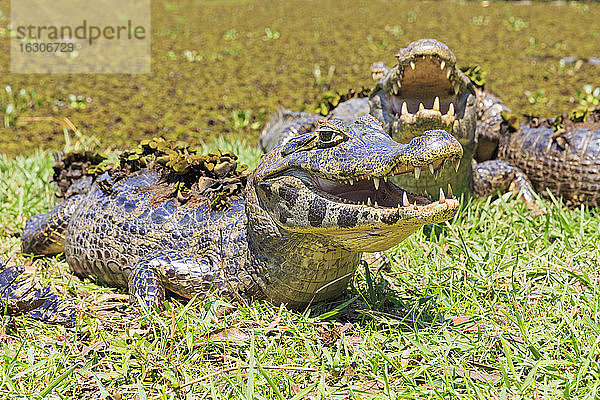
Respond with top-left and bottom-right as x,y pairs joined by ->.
473,89 -> 511,162
0,263 -> 76,325
14,116 -> 462,317
497,113 -> 600,206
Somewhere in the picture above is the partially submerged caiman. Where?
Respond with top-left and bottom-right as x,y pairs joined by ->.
2,116 -> 462,322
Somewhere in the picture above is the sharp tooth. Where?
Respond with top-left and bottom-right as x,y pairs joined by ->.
403,192 -> 409,207
374,201 -> 379,207
446,69 -> 451,79
383,176 -> 388,182
448,184 -> 454,198
367,198 -> 372,206
410,61 -> 415,70
448,103 -> 455,116
349,179 -> 354,185
440,60 -> 445,70
401,101 -> 409,116
454,84 -> 460,94
439,188 -> 445,202
419,103 -> 424,111
373,177 -> 380,190
414,167 -> 421,179
392,119 -> 399,131
453,158 -> 460,172
433,97 -> 440,111
392,82 -> 399,95
428,164 -> 434,175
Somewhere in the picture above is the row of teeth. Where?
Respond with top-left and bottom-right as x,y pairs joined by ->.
339,158 -> 461,189
414,158 -> 461,180
390,57 -> 459,96
393,97 -> 457,127
340,175 -> 388,189
349,184 -> 455,209
408,58 -> 448,73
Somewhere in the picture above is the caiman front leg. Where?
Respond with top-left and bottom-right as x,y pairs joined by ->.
128,257 -> 165,314
128,251 -> 229,315
472,160 -> 536,204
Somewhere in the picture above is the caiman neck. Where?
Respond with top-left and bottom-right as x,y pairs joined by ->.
244,187 -> 360,308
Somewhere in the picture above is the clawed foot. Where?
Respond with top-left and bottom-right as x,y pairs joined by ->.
0,262 -> 76,327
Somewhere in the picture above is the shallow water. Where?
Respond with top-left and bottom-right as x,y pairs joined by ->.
0,0 -> 598,156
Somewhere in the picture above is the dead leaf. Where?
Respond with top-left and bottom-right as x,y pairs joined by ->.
339,322 -> 353,334
215,305 -> 236,319
452,316 -> 472,326
96,293 -> 129,302
400,349 -> 412,368
208,326 -> 250,345
344,362 -> 358,376
345,335 -> 364,346
315,323 -> 342,347
352,380 -> 385,393
80,341 -> 107,356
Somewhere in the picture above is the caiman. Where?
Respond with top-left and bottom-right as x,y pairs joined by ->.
259,39 -> 536,203
2,116 -> 462,322
475,109 -> 600,207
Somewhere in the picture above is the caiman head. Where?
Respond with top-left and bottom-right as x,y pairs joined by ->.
248,115 -> 462,253
369,39 -> 477,151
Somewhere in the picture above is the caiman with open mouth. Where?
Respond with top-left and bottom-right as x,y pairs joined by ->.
2,115 -> 462,322
368,39 -> 478,198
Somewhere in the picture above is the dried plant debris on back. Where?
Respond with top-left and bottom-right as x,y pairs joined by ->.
311,87 -> 371,116
52,151 -> 108,198
460,64 -> 486,88
501,107 -> 600,144
53,137 -> 249,211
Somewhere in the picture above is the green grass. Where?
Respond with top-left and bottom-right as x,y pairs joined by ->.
1,140 -> 600,399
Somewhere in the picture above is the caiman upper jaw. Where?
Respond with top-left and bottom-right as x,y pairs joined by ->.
387,53 -> 460,123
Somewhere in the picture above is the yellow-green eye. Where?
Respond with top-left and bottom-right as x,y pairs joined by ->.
318,130 -> 335,142
316,130 -> 347,149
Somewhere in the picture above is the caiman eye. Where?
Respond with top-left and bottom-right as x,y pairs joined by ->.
317,130 -> 347,148
319,130 -> 334,141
